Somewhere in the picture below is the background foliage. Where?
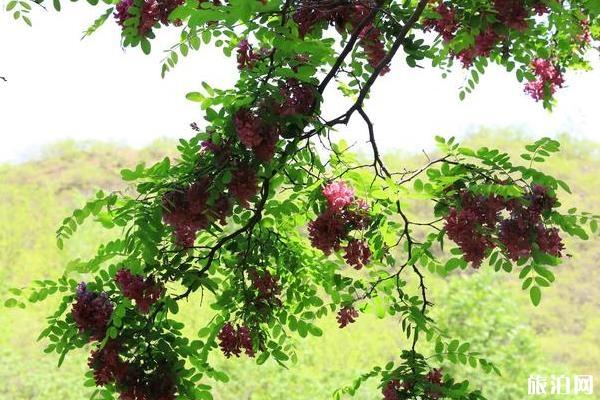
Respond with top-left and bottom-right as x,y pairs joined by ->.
1,130 -> 598,399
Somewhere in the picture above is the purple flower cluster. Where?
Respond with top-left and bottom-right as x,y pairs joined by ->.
71,283 -> 113,341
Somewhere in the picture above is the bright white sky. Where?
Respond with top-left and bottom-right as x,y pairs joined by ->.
0,5 -> 599,162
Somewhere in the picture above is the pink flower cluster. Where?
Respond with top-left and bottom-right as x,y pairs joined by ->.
336,306 -> 359,328
217,322 -> 255,358
524,58 -> 564,101
114,0 -> 184,36
308,181 -> 371,268
71,283 -> 113,341
115,269 -> 164,314
322,180 -> 355,210
445,186 -> 564,267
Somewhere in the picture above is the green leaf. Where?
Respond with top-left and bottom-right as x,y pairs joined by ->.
140,38 -> 151,55
256,351 -> 269,365
4,298 -> 17,308
529,286 -> 542,306
272,350 -> 289,361
435,339 -> 444,354
448,339 -> 459,352
186,92 -> 204,102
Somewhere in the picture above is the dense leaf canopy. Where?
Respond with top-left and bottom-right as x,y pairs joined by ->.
3,0 -> 600,399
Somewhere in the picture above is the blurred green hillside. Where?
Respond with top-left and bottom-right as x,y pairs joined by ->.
0,132 -> 598,399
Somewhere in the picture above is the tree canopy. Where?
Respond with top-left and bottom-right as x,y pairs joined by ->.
3,1 -> 600,399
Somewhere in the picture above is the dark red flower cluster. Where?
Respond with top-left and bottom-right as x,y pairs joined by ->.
382,379 -> 412,400
250,270 -> 281,304
524,58 -> 564,101
423,2 -> 459,42
75,288 -> 176,398
528,183 -> 557,215
218,322 -> 255,358
498,217 -> 535,260
422,1 -> 555,69
71,283 -> 113,341
492,0 -> 529,31
162,183 -> 210,248
234,109 -> 280,162
426,368 -> 443,384
293,0 -> 353,38
425,368 -> 444,399
90,343 -> 177,400
344,239 -> 371,270
337,306 -> 359,328
499,189 -> 563,260
234,78 -> 316,161
532,1 -> 549,16
577,19 -> 592,44
237,39 -> 262,70
162,177 -> 235,247
308,210 -> 348,254
445,207 -> 495,266
228,166 -> 259,208
536,225 -> 564,257
294,0 -> 390,74
358,23 -> 390,74
198,0 -> 221,6
445,186 -> 563,266
309,181 -> 370,261
114,0 -> 184,36
211,194 -> 233,224
115,269 -> 164,314
277,79 -> 316,117
118,363 -> 177,400
456,28 -> 500,68
88,340 -> 129,386
114,0 -> 134,27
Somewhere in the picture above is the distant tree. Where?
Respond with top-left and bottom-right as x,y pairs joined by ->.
4,1 -> 600,399
430,272 -> 546,400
